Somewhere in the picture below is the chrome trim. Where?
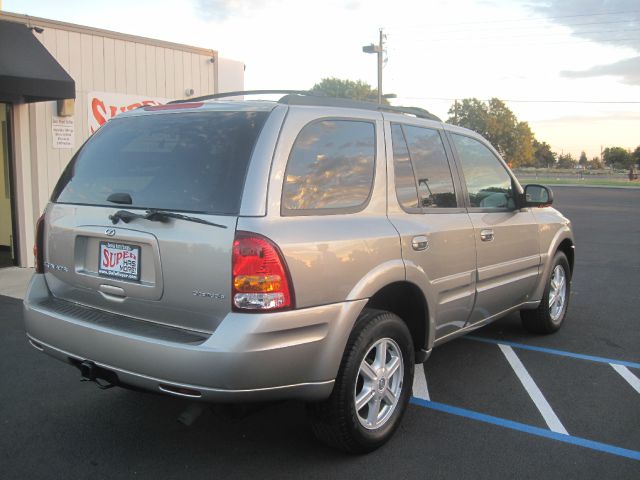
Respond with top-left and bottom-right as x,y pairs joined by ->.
411,235 -> 429,251
480,229 -> 494,242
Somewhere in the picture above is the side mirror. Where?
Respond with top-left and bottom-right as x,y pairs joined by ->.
523,184 -> 553,207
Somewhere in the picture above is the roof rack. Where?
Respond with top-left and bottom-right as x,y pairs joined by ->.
168,90 -> 441,121
278,94 -> 441,121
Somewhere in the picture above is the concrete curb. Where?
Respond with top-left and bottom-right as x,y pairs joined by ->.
0,267 -> 33,299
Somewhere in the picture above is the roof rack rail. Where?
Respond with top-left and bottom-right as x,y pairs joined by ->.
168,90 -> 441,121
167,90 -> 316,104
277,94 -> 441,121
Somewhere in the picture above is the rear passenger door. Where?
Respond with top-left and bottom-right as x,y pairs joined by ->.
385,120 -> 476,341
447,132 -> 541,325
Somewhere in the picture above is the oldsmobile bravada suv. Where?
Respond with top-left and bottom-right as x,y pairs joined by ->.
24,92 -> 574,453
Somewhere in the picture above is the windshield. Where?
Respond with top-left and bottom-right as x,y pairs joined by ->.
52,110 -> 269,214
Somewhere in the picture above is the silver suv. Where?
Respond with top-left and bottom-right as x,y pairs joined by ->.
24,91 -> 574,453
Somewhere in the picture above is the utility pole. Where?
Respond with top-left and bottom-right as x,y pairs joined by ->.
362,29 -> 385,104
377,29 -> 383,105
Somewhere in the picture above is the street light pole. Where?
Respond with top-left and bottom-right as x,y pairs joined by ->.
362,29 -> 385,104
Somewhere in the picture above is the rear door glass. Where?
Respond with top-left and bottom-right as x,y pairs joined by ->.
402,125 -> 457,208
53,111 -> 269,214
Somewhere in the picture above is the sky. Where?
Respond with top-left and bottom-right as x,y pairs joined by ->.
4,0 -> 639,159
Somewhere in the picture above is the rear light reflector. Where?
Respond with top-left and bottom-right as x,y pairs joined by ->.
232,232 -> 294,311
34,213 -> 45,273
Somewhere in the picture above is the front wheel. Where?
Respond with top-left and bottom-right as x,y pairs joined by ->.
521,251 -> 571,334
307,309 -> 414,453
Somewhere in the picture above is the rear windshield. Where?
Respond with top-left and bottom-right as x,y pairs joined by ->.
52,111 -> 269,214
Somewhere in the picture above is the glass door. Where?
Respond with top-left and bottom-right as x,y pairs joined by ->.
0,103 -> 15,267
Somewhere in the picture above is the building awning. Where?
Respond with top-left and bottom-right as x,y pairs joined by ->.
0,20 -> 75,103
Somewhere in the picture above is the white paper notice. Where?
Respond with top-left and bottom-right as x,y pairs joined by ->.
52,116 -> 75,149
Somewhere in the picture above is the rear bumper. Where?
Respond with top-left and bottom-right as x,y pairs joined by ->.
24,274 -> 366,402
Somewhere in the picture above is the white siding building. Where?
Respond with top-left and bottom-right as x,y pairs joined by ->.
0,11 -> 244,268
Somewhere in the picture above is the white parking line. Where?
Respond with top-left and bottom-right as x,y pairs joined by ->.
412,363 -> 430,400
610,364 -> 640,394
498,344 -> 568,435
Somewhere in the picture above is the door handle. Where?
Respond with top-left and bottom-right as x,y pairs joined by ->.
412,235 -> 429,251
480,229 -> 494,242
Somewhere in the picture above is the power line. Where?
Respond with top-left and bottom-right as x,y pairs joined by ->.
388,28 -> 640,45
387,36 -> 639,49
390,27 -> 640,43
386,9 -> 640,30
388,19 -> 640,38
396,97 -> 640,104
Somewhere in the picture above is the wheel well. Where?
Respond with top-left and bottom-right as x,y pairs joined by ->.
557,239 -> 574,275
364,282 -> 429,353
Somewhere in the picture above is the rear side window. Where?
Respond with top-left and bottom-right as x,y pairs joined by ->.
282,120 -> 375,214
52,111 -> 269,214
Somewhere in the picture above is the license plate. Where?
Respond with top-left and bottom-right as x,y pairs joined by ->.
98,241 -> 141,281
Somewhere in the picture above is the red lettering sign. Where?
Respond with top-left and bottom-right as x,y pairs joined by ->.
88,92 -> 169,134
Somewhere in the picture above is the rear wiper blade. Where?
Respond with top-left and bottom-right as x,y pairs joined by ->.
145,209 -> 227,229
109,210 -> 146,224
109,209 -> 227,229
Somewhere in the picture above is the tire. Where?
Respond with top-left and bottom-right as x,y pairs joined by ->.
521,251 -> 571,334
307,309 -> 414,453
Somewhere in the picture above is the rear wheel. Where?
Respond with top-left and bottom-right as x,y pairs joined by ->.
521,251 -> 571,334
307,309 -> 414,453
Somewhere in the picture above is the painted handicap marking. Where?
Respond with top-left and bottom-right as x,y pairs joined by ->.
412,363 -> 430,401
466,336 -> 640,370
410,398 -> 640,462
610,364 -> 640,395
410,336 -> 640,461
498,344 -> 568,434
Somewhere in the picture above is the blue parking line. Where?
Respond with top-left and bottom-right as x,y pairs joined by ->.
410,398 -> 640,461
466,336 -> 640,369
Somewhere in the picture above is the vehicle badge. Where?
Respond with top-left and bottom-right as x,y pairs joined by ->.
105,228 -> 116,237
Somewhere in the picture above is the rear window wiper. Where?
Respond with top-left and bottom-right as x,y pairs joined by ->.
109,209 -> 227,229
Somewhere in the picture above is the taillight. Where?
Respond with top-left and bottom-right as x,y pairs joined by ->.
34,213 -> 45,273
232,232 -> 294,311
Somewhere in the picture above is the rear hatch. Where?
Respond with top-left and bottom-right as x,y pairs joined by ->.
44,106 -> 272,333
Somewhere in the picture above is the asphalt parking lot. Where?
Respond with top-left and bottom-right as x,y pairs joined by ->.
1,186 -> 639,479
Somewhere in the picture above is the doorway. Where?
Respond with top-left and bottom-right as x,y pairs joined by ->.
0,102 -> 15,267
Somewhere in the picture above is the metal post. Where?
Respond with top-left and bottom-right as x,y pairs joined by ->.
362,30 -> 385,104
377,29 -> 383,104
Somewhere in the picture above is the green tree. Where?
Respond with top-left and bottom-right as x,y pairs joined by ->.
447,98 -> 535,167
311,78 -> 388,104
589,156 -> 603,169
448,98 -> 488,136
532,140 -> 556,168
632,145 -> 640,165
602,147 -> 633,169
511,122 -> 536,167
557,153 -> 577,169
578,151 -> 588,167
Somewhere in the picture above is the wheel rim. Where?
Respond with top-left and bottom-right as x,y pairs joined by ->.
549,265 -> 567,323
354,337 -> 404,430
